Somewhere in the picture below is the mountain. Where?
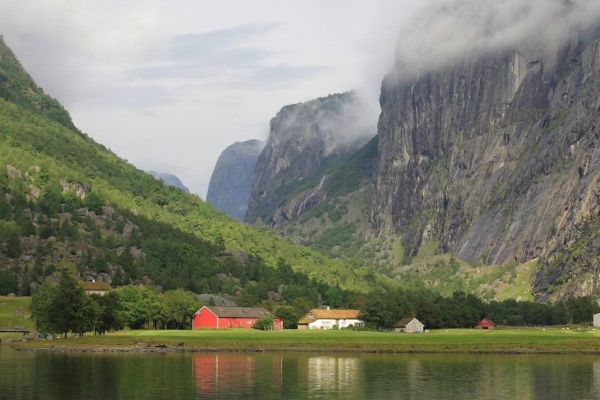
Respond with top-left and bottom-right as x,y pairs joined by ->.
206,140 -> 263,221
371,25 -> 600,301
0,37 -> 394,301
242,24 -> 600,301
148,171 -> 190,193
245,92 -> 372,226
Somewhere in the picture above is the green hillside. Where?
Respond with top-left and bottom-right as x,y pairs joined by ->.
0,37 -> 394,303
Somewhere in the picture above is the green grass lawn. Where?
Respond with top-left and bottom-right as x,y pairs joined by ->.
12,327 -> 600,354
0,296 -> 33,331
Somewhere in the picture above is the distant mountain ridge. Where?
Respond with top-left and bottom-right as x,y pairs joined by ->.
148,171 -> 190,193
207,140 -> 263,221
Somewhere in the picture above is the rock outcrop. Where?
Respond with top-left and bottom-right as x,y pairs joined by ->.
245,92 -> 371,225
59,179 -> 90,199
371,24 -> 600,300
206,140 -> 263,221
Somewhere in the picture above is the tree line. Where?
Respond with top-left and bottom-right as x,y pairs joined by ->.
359,289 -> 600,329
30,269 -> 600,338
31,271 -> 200,337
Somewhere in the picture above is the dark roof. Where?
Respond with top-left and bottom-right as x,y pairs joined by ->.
203,306 -> 271,319
395,318 -> 422,328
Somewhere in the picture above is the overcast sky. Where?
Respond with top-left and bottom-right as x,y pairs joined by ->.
4,1 -> 598,198
0,0 -> 416,197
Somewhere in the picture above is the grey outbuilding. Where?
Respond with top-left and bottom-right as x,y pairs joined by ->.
394,317 -> 424,333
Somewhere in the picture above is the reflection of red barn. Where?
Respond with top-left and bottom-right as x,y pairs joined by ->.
193,354 -> 255,392
192,306 -> 283,330
193,354 -> 282,393
477,318 -> 496,329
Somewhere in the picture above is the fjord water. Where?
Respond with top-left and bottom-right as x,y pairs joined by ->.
2,347 -> 600,399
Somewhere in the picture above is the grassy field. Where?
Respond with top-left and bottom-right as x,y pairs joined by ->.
11,327 -> 600,354
0,296 -> 33,331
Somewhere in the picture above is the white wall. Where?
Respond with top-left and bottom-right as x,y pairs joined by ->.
308,319 -> 363,330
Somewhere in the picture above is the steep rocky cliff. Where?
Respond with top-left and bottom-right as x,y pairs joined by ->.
207,140 -> 263,221
245,92 -> 372,226
148,171 -> 190,193
371,25 -> 600,300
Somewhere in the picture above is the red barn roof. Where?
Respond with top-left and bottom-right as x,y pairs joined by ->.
477,318 -> 496,328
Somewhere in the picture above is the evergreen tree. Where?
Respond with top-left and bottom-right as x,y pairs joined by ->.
47,271 -> 86,337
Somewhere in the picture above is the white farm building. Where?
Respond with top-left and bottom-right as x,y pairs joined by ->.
298,309 -> 363,330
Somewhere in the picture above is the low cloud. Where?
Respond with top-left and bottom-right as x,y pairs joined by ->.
392,0 -> 600,78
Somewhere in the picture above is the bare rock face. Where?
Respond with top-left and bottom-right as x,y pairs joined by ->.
6,165 -> 20,179
27,185 -> 40,200
245,92 -> 371,225
59,179 -> 90,199
371,24 -> 600,300
206,140 -> 263,221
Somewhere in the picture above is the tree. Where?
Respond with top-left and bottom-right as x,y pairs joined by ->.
0,194 -> 11,220
565,296 -> 600,324
117,285 -> 158,329
47,271 -> 86,337
38,183 -> 63,217
273,305 -> 299,329
30,281 -> 59,332
324,287 -> 343,308
159,289 -> 199,329
91,292 -> 124,334
0,221 -> 22,258
253,316 -> 274,330
85,192 -> 103,214
77,294 -> 101,336
0,270 -> 18,295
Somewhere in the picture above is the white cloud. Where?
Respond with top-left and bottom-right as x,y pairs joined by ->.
0,1 -> 411,198
3,0 -> 593,199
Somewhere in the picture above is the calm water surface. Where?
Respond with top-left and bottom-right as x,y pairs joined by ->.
2,346 -> 600,399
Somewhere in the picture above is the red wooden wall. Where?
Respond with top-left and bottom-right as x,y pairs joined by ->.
192,307 -> 218,329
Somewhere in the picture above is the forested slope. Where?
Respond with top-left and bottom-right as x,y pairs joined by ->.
0,37 -> 393,301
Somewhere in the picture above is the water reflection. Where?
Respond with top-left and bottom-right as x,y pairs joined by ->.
306,356 -> 358,395
193,354 -> 283,398
3,347 -> 600,400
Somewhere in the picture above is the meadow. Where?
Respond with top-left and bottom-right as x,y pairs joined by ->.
11,327 -> 600,354
0,296 -> 33,339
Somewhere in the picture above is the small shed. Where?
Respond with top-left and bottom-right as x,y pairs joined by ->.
192,306 -> 283,330
394,317 -> 424,333
477,318 -> 496,329
593,313 -> 600,327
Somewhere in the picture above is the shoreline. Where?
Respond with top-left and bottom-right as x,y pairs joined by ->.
11,344 -> 600,355
6,327 -> 600,355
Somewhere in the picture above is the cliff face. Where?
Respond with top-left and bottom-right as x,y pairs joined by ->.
148,171 -> 190,193
207,140 -> 263,221
371,25 -> 600,300
245,93 -> 371,225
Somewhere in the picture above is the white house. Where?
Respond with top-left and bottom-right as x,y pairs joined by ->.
298,308 -> 363,330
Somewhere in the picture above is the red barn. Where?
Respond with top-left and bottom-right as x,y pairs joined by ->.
192,306 -> 283,330
477,318 -> 496,329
